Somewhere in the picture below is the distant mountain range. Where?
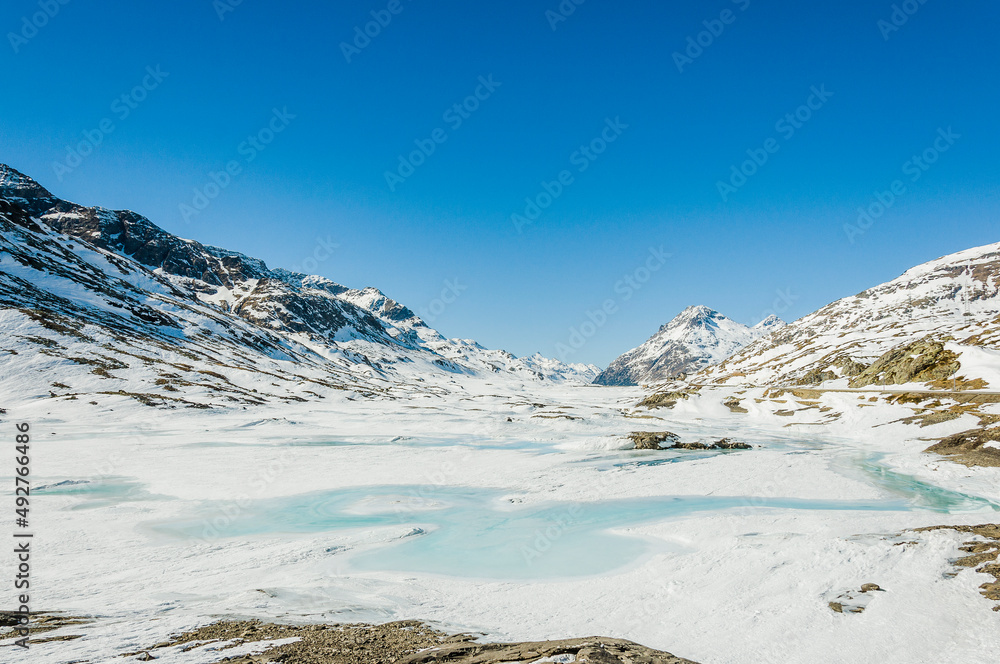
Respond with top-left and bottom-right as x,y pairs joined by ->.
0,164 -> 597,408
3,162 -> 997,405
593,306 -> 785,386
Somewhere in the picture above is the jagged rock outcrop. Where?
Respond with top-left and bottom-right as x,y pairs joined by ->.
669,438 -> 752,451
848,338 -> 960,388
628,431 -> 681,450
637,389 -> 699,409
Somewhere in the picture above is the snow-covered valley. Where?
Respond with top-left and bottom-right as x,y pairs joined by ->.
6,377 -> 1000,664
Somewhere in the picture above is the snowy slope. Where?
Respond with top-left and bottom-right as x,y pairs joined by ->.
0,164 -> 597,409
700,242 -> 1000,387
594,305 -> 784,386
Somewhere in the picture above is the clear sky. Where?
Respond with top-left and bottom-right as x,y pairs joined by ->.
1,0 -> 998,366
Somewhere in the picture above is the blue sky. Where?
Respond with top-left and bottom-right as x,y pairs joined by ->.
1,0 -> 998,366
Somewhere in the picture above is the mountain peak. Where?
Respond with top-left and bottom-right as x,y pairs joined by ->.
659,305 -> 722,332
678,304 -> 720,320
0,163 -> 53,200
753,314 -> 786,329
595,306 -> 780,386
681,304 -> 717,315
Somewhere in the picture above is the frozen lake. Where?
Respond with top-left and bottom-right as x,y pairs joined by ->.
16,386 -> 1000,664
39,442 -> 998,580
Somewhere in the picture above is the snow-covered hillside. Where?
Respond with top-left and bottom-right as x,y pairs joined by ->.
700,242 -> 1000,388
0,164 -> 597,408
594,305 -> 784,386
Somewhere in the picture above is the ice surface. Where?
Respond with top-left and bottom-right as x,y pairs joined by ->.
146,484 -> 918,580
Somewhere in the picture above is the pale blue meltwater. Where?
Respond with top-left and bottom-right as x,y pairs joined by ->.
40,448 -> 1000,580
145,483 -> 920,580
33,478 -> 162,509
852,452 -> 1000,512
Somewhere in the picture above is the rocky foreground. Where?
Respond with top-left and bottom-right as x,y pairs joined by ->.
121,620 -> 697,664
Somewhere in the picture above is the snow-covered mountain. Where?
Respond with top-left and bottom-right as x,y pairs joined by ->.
0,164 -> 597,407
699,242 -> 1000,388
593,305 -> 785,386
520,352 -> 601,383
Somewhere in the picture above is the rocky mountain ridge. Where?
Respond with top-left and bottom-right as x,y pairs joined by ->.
0,164 -> 597,408
697,242 -> 1000,389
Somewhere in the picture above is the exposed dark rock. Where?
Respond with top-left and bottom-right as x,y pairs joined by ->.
827,584 -> 884,615
131,620 -> 698,664
926,376 -> 990,390
231,279 -> 391,345
834,356 -> 869,377
723,397 -> 748,413
628,431 -> 681,450
925,427 -> 1000,467
796,369 -> 838,386
801,357 -> 870,385
668,438 -> 752,451
0,611 -> 92,641
849,338 -> 960,388
828,601 -> 864,614
638,390 -> 697,409
1,171 -> 388,343
710,438 -> 753,450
